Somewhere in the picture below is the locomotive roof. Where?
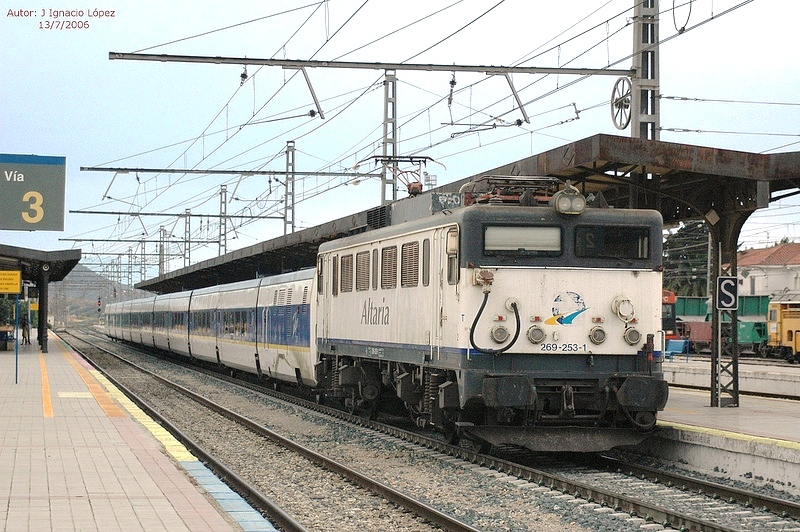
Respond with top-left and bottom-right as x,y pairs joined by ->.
317,203 -> 662,253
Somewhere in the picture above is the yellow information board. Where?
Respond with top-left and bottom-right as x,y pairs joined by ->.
0,271 -> 22,294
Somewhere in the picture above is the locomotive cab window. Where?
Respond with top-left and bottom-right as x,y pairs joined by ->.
372,249 -> 379,290
575,225 -> 650,260
484,226 -> 561,256
422,238 -> 430,287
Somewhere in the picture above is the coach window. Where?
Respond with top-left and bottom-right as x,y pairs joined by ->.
341,254 -> 354,293
381,246 -> 397,289
422,238 -> 430,287
332,255 -> 339,296
401,241 -> 419,288
446,228 -> 459,285
356,251 -> 370,291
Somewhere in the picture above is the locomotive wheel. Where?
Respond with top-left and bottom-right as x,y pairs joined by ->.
633,411 -> 657,432
459,435 -> 491,454
443,421 -> 460,445
344,394 -> 378,419
446,431 -> 460,445
344,395 -> 357,415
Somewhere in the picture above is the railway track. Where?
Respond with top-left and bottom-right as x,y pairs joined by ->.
62,330 -> 479,532
66,329 -> 800,531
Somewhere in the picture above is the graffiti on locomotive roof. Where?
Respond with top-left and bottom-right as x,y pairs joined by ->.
545,291 -> 588,325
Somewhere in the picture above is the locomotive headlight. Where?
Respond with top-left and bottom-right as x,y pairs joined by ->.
612,296 -> 636,323
526,325 -> 546,344
491,325 -> 510,343
623,327 -> 642,345
588,326 -> 606,344
551,182 -> 586,215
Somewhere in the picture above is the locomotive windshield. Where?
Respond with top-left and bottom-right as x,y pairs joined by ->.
575,225 -> 650,260
484,226 -> 561,256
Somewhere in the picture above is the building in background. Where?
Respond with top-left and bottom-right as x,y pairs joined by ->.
738,243 -> 800,296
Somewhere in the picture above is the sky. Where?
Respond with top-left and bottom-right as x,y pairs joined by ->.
1,0 -> 799,283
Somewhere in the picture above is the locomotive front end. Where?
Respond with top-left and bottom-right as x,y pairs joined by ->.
448,179 -> 669,451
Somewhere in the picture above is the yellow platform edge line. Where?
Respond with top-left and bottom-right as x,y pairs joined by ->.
60,351 -> 127,418
47,334 -> 198,462
38,351 -> 53,418
92,370 -> 198,462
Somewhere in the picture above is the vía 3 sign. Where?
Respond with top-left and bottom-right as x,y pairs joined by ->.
0,154 -> 66,231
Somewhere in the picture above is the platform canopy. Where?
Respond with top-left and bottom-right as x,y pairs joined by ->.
137,133 -> 800,295
0,243 -> 81,353
0,244 -> 81,284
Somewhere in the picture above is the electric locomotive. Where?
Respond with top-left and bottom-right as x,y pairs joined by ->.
315,177 -> 668,451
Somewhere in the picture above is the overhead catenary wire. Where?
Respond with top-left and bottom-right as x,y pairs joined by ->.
93,1 -> 370,255
92,0 -> 624,264
99,2 -> 332,214
131,2 -> 325,54
661,95 -> 800,107
82,1 -> 767,274
102,1 -> 619,201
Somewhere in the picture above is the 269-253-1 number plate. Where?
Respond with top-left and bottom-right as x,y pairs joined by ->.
540,343 -> 587,352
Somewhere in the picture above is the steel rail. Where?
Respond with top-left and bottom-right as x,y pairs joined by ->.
596,455 -> 800,521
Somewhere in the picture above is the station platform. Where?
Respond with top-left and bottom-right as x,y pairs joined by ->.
647,385 -> 800,497
0,331 -> 275,532
662,356 -> 800,398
